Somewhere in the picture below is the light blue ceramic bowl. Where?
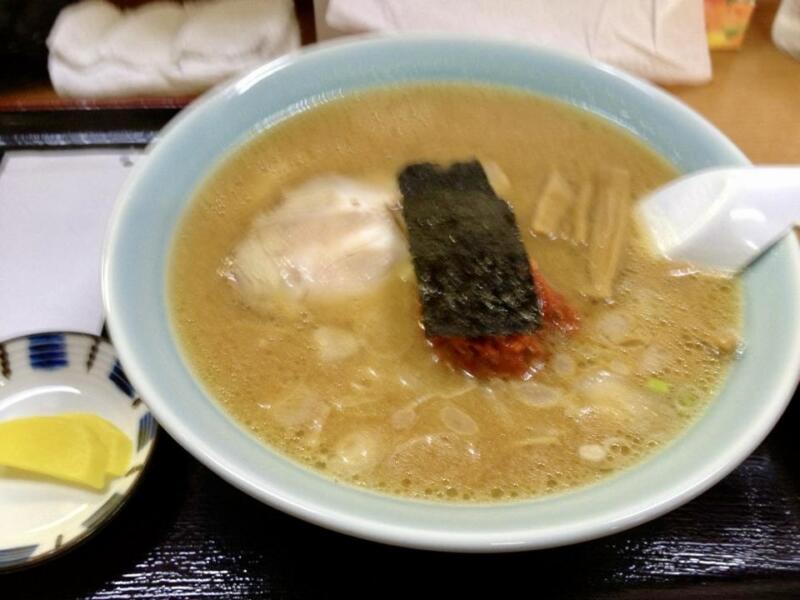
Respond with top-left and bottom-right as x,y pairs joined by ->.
103,37 -> 800,552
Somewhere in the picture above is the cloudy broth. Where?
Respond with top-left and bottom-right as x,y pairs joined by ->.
169,85 -> 740,502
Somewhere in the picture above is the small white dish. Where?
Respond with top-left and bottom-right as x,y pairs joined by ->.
0,332 -> 156,571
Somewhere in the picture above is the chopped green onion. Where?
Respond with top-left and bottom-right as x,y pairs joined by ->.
674,394 -> 697,416
646,378 -> 671,394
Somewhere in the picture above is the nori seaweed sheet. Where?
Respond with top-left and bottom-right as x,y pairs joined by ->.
398,161 -> 540,338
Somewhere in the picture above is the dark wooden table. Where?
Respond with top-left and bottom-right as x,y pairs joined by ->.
2,2 -> 799,598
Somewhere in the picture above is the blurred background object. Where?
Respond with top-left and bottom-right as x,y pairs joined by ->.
318,0 -> 712,85
705,0 -> 756,49
0,1 -> 795,119
0,0 -> 71,90
47,0 -> 299,97
0,0 -> 308,102
772,0 -> 800,58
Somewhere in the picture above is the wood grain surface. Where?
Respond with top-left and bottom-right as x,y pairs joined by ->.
665,0 -> 800,165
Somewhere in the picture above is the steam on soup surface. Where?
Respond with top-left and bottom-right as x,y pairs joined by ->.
169,85 -> 741,502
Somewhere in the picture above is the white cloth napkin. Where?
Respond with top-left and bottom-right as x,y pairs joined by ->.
0,150 -> 141,342
47,0 -> 300,98
322,0 -> 711,85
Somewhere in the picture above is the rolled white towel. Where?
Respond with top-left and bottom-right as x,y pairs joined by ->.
47,0 -> 300,98
171,0 -> 298,89
48,58 -> 181,98
47,0 -> 122,69
99,2 -> 187,69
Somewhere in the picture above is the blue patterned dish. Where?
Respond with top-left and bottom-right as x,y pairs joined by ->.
0,332 -> 156,571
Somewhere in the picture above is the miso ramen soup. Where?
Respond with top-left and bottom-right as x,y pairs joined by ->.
169,85 -> 741,502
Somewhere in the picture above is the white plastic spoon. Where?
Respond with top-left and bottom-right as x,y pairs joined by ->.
637,166 -> 800,273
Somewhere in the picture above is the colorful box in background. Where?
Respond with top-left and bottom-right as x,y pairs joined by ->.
705,0 -> 756,49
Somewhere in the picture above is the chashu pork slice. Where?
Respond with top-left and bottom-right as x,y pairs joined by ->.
226,175 -> 407,309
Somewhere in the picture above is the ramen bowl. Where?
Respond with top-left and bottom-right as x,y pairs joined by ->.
102,36 -> 800,552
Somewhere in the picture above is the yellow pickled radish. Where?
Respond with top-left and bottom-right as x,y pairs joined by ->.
63,414 -> 132,477
0,417 -> 109,490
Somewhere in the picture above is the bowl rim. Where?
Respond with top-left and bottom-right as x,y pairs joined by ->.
103,34 -> 800,552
